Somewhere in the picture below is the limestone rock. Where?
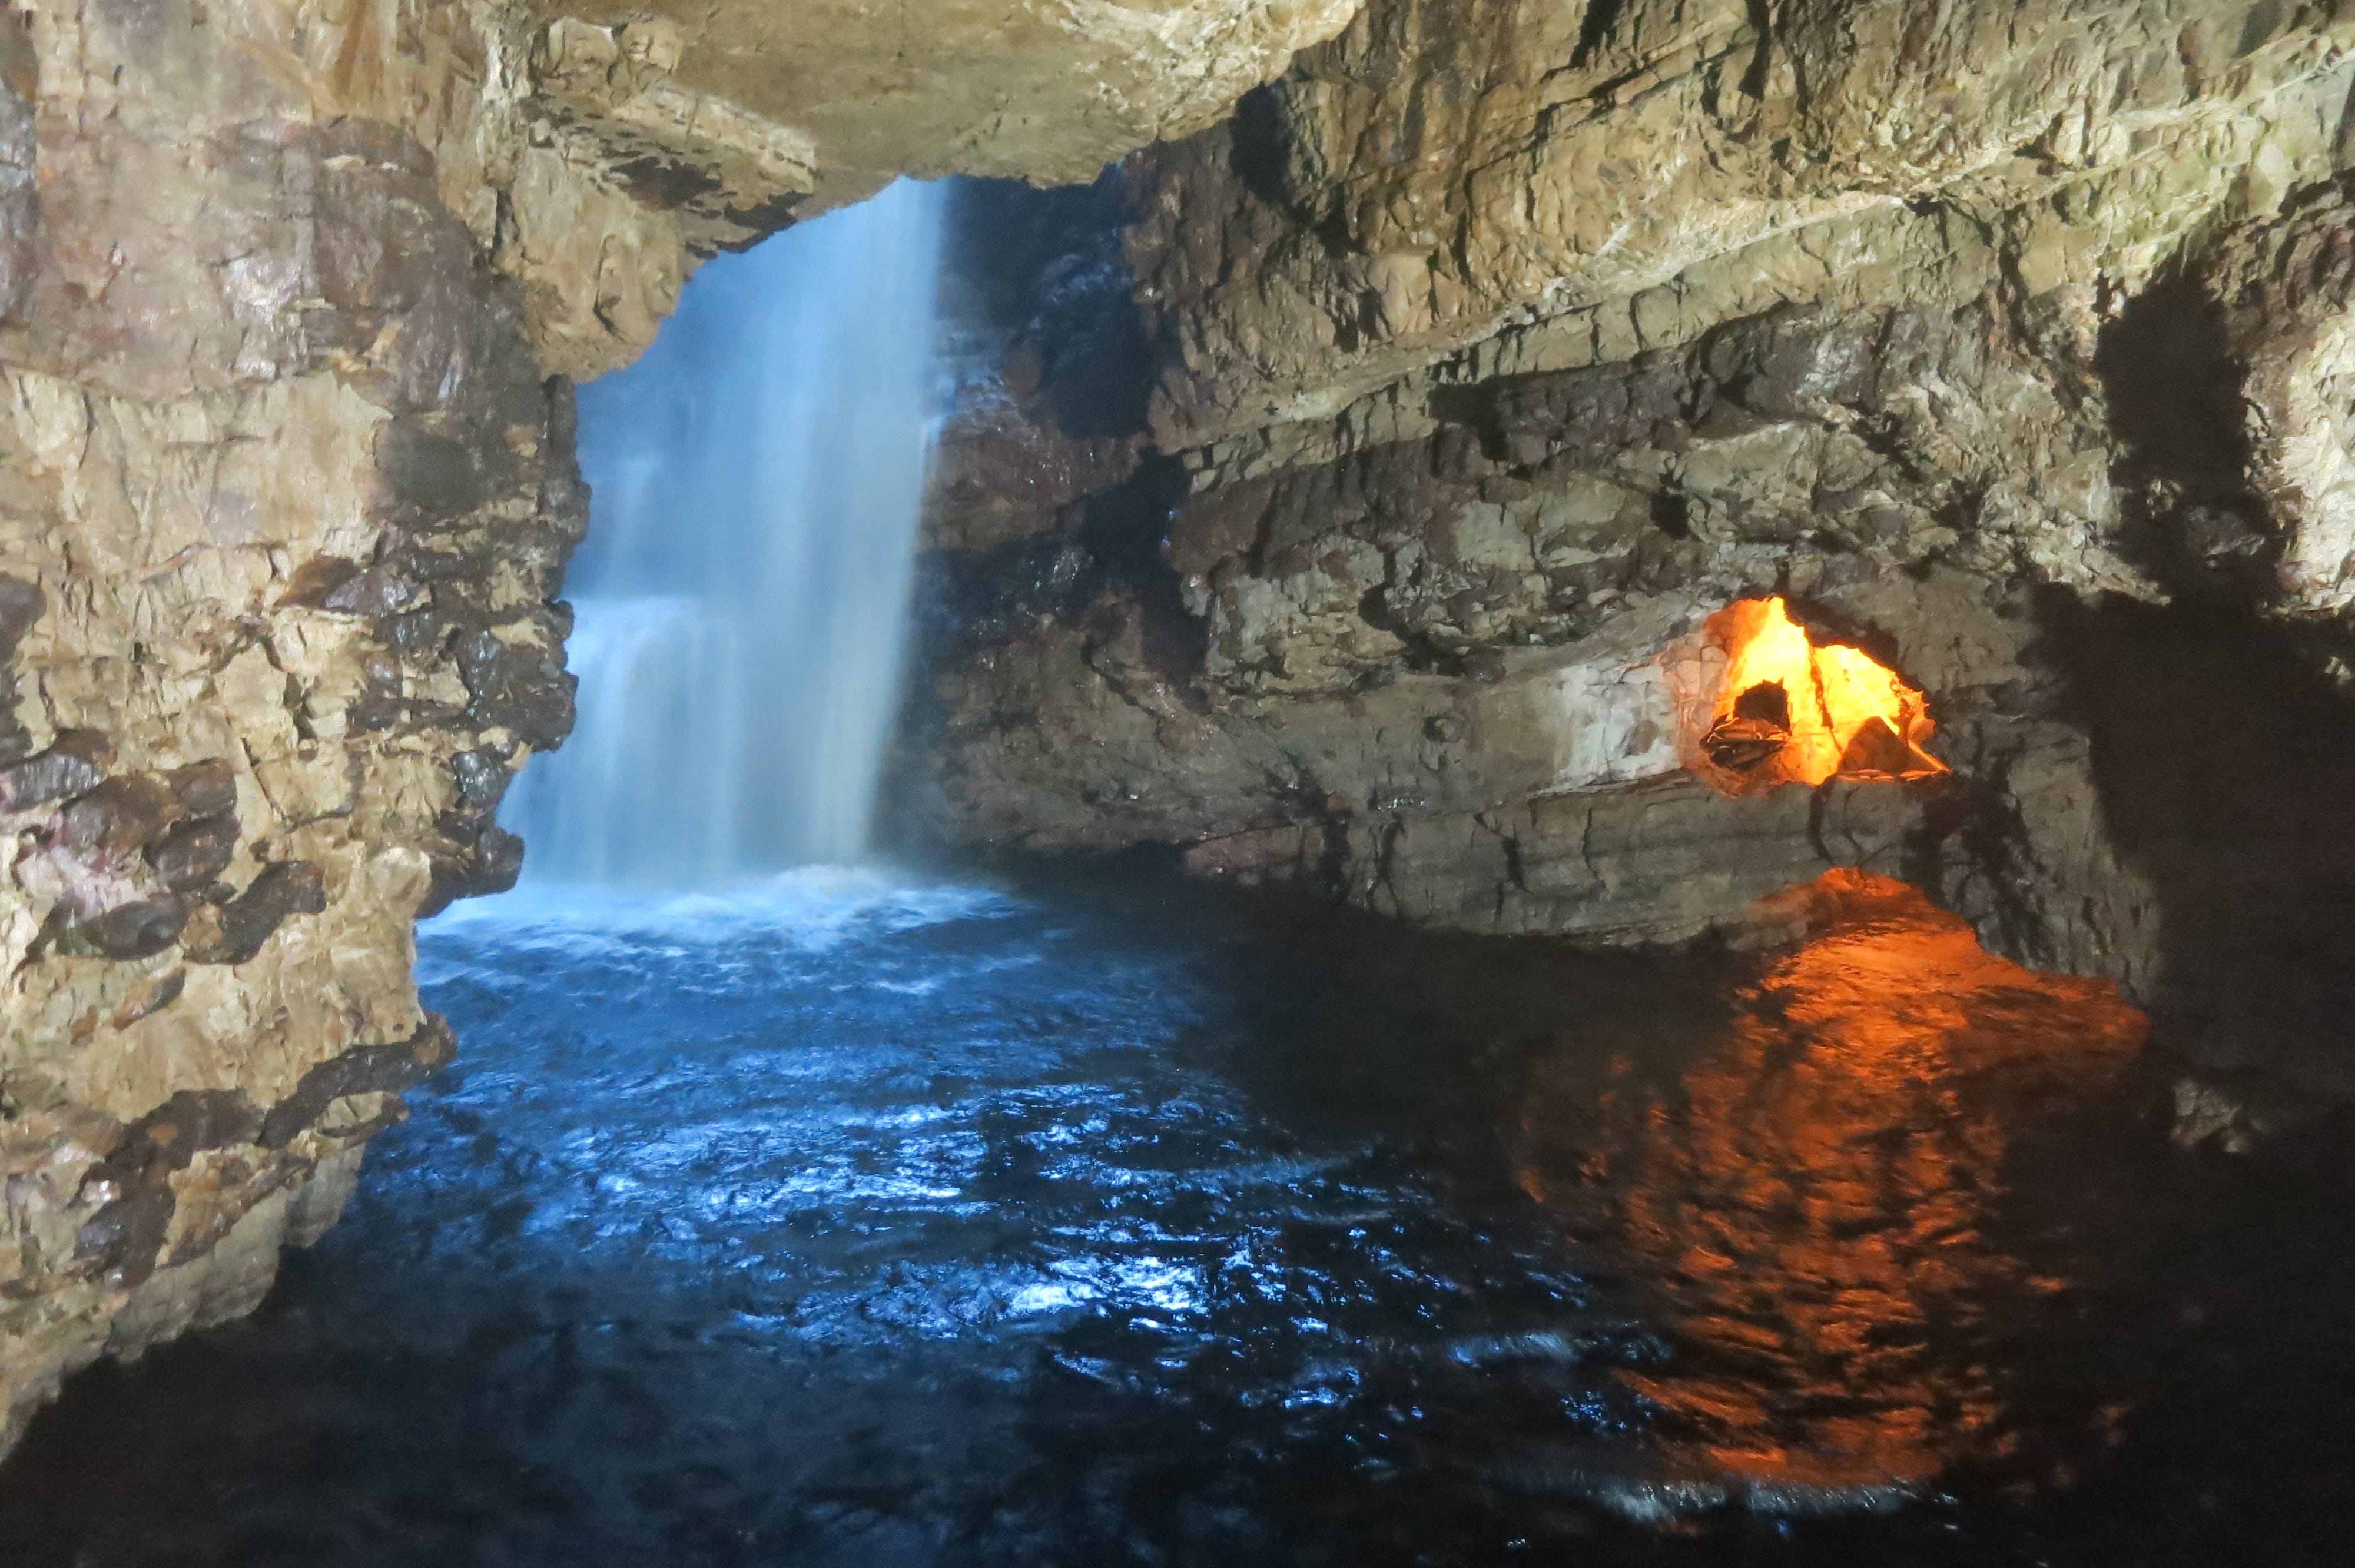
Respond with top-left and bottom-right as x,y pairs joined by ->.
1126,0 -> 2355,451
528,1 -> 1366,195
0,0 -> 588,1447
2197,174 -> 2355,612
508,0 -> 1368,374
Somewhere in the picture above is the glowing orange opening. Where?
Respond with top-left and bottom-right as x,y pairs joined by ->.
1687,597 -> 1946,795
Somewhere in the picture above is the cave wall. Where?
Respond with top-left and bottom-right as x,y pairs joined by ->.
905,1 -> 2355,1102
0,0 -> 1360,1454
13,0 -> 2355,1466
0,0 -> 575,1453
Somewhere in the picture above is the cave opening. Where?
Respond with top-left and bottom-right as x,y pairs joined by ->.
1687,596 -> 1948,796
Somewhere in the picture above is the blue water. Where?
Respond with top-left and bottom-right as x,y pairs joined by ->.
4,868 -> 2351,1566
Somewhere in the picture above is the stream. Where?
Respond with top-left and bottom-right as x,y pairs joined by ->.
2,864 -> 2348,1566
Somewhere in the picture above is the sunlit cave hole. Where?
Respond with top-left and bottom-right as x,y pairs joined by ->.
1686,596 -> 1948,796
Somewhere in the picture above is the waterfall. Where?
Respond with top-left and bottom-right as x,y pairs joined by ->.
502,179 -> 948,888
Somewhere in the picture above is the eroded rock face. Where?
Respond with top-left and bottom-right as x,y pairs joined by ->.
0,0 -> 1351,1456
2197,176 -> 2355,612
0,0 -> 579,1451
1127,0 -> 2355,451
512,0 -> 1369,374
912,293 -> 2161,969
905,0 -> 2355,1101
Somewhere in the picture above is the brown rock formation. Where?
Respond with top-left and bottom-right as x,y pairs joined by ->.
904,0 -> 2355,1111
0,0 -> 580,1451
1129,0 -> 2355,452
528,1 -> 1365,195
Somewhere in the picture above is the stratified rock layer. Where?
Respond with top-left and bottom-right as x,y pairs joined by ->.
1130,0 -> 2355,453
905,0 -> 2355,1106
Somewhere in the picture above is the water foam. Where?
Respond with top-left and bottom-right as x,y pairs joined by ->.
423,863 -> 1013,955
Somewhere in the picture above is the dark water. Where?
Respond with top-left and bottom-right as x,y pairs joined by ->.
4,866 -> 2351,1567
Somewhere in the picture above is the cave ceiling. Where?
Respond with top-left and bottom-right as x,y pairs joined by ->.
526,0 -> 1368,200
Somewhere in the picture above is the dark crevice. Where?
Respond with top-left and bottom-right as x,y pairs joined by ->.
1739,0 -> 1776,100
945,173 -> 1156,441
1080,455 -> 1208,695
2034,587 -> 2355,1084
1648,491 -> 1692,539
2092,271 -> 2271,602
1572,0 -> 1631,69
1227,84 -> 1294,210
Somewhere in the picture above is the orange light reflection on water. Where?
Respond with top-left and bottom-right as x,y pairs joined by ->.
1581,871 -> 2148,1493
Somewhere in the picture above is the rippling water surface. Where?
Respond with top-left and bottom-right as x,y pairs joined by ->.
5,866 -> 2351,1566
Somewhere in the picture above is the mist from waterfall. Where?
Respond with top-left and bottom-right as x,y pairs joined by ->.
502,180 -> 948,888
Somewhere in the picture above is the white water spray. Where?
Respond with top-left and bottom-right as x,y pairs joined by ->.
503,180 -> 948,888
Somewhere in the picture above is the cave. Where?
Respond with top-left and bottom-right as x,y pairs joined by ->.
1684,596 -> 1948,793
6,3 -> 2355,1564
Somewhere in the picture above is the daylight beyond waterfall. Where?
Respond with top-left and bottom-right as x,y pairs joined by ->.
502,180 -> 948,887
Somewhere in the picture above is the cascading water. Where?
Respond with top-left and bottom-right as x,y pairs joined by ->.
501,179 -> 949,888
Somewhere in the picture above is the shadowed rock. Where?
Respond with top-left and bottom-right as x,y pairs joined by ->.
183,863 -> 329,967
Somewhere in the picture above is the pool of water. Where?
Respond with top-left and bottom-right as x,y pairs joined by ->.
3,864 -> 2350,1566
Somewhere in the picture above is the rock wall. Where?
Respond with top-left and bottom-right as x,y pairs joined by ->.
0,0 -> 1358,1454
0,0 -> 572,1451
905,1 -> 2355,1101
15,0 -> 2355,1466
